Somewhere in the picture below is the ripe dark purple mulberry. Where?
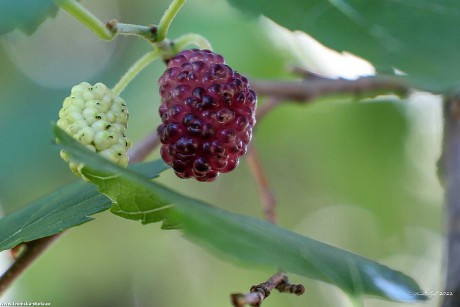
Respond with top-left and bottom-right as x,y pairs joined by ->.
157,49 -> 257,182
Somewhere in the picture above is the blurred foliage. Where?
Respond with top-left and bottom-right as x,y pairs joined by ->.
0,0 -> 58,35
0,0 -> 443,306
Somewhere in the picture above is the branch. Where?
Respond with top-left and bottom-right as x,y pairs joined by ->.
230,272 -> 304,307
255,96 -> 282,121
441,95 -> 460,307
127,130 -> 161,163
251,76 -> 409,109
0,234 -> 61,296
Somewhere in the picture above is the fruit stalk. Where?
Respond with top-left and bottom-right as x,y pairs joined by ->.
174,33 -> 213,51
112,48 -> 162,96
59,0 -> 114,40
157,0 -> 186,42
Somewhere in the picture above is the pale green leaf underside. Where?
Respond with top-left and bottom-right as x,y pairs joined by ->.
54,124 -> 427,302
0,160 -> 169,252
228,0 -> 460,91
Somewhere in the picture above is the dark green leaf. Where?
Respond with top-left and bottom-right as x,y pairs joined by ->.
54,124 -> 427,302
0,160 -> 169,252
175,199 -> 426,302
0,0 -> 60,35
228,0 -> 460,91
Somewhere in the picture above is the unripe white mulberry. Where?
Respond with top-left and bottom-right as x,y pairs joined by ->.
57,82 -> 131,177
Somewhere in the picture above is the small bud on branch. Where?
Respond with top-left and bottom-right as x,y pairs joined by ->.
230,272 -> 305,307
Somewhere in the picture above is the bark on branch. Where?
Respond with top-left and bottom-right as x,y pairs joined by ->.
252,76 -> 408,118
441,96 -> 460,307
0,234 -> 61,296
251,76 -> 408,103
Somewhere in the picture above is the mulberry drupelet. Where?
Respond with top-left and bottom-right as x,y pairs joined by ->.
157,49 -> 257,182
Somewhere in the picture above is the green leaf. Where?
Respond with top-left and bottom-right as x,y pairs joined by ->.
54,126 -> 178,227
0,160 -> 169,252
54,124 -> 427,302
93,167 -> 178,227
176,200 -> 426,302
0,0 -> 60,35
228,0 -> 460,91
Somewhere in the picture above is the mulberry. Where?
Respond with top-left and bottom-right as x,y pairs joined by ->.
157,49 -> 256,182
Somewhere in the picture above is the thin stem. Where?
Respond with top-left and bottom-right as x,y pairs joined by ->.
128,131 -> 161,163
157,0 -> 186,42
441,95 -> 460,307
58,0 -> 115,40
246,146 -> 277,223
112,48 -> 162,96
173,33 -> 213,51
0,234 -> 62,296
256,96 -> 282,121
106,21 -> 158,42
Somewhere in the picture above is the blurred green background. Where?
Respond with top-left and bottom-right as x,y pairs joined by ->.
0,0 -> 444,306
